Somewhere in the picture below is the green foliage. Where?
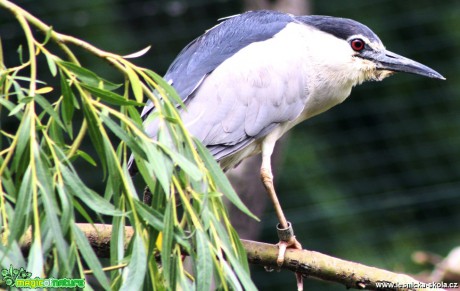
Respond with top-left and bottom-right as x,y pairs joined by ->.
0,1 -> 256,290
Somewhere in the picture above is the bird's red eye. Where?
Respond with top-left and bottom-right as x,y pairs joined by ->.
350,39 -> 365,51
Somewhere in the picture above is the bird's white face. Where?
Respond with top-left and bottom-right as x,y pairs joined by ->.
258,23 -> 376,121
346,34 -> 395,83
297,27 -> 377,100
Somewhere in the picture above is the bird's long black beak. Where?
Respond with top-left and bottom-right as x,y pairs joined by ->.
362,50 -> 445,80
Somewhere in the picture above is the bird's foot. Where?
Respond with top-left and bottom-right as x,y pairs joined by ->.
276,222 -> 304,291
276,221 -> 302,266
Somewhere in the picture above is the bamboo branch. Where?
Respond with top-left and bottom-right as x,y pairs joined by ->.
19,223 -> 445,291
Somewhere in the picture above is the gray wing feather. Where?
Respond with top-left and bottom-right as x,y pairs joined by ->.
138,11 -> 311,167
132,10 -> 296,173
177,29 -> 310,161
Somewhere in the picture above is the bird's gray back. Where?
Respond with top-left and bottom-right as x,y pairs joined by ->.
141,10 -> 294,118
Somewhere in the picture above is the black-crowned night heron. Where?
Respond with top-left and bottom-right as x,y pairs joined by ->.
133,10 -> 444,289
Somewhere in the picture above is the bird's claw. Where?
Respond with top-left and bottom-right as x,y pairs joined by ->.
276,222 -> 304,290
276,221 -> 302,267
276,221 -> 302,264
276,236 -> 302,266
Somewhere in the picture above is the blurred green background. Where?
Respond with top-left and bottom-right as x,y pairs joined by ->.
1,0 -> 459,290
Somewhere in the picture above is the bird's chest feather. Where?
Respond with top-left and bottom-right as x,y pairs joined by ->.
272,23 -> 358,125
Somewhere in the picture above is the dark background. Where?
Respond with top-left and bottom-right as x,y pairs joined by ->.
1,1 -> 459,290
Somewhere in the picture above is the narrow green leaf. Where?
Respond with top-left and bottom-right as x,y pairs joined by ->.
210,216 -> 233,255
17,45 -> 23,64
173,227 -> 191,254
80,83 -> 143,106
0,241 -> 26,270
11,113 -> 30,172
157,144 -> 202,181
60,61 -> 99,85
0,97 -> 23,119
178,264 -> 193,291
19,97 -> 34,104
58,60 -> 100,82
81,100 -> 107,174
194,139 -> 258,220
139,141 -> 171,194
212,219 -> 257,291
100,113 -> 146,160
134,200 -> 164,230
34,142 -> 69,264
11,79 -> 25,101
218,253 -> 243,291
71,224 -> 111,290
56,184 -> 72,234
27,241 -> 44,279
224,250 -> 257,291
109,212 -> 124,290
35,94 -> 64,128
161,200 -> 174,289
135,201 -> 190,251
10,76 -> 47,85
8,167 -> 32,243
74,149 -> 97,166
48,115 -> 65,146
60,164 -> 121,216
58,61 -> 121,90
59,70 -> 75,137
200,207 -> 212,231
195,230 -> 212,291
0,156 -> 16,198
44,53 -> 57,76
8,103 -> 25,116
126,105 -> 143,125
42,26 -> 53,45
143,69 -> 184,106
120,233 -> 147,291
125,65 -> 143,103
102,138 -> 122,196
170,251 -> 179,291
122,163 -> 139,200
72,199 -> 95,225
229,226 -> 250,272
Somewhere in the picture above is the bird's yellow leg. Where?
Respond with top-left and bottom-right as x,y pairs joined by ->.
260,167 -> 288,228
261,149 -> 304,291
260,167 -> 303,262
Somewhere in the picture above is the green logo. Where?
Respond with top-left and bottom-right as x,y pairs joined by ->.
1,265 -> 85,289
2,265 -> 32,287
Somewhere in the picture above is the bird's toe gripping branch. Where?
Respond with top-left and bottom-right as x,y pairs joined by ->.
276,222 -> 304,291
276,221 -> 302,266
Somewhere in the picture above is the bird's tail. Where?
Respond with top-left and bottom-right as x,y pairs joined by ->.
127,154 -> 138,176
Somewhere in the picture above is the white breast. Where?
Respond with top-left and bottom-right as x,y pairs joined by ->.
210,22 -> 361,169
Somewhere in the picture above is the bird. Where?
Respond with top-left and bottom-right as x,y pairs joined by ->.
132,10 -> 444,290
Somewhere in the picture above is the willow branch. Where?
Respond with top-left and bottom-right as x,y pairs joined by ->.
19,223 -> 445,291
0,0 -> 117,60
242,240 -> 448,291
